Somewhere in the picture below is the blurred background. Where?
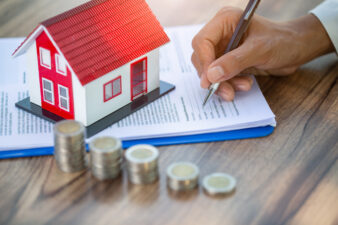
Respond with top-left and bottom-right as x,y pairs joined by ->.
0,0 -> 324,37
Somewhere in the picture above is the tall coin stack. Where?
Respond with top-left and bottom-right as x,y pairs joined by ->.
89,136 -> 123,180
166,162 -> 199,191
125,144 -> 159,184
54,120 -> 87,173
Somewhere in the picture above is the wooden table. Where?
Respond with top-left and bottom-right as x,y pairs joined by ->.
0,0 -> 337,224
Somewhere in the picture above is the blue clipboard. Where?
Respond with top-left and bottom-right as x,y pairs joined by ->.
0,125 -> 274,159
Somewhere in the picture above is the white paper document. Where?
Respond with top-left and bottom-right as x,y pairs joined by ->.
0,25 -> 275,151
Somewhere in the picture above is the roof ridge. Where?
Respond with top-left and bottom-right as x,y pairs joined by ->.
46,0 -> 134,35
61,9 -> 152,58
42,0 -> 108,27
53,0 -> 147,51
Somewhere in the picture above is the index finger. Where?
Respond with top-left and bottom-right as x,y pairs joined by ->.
191,7 -> 242,78
191,18 -> 222,75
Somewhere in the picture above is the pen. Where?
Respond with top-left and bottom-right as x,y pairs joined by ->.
202,0 -> 261,106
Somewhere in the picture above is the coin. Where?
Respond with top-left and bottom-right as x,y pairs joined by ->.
90,136 -> 122,165
127,170 -> 159,184
55,159 -> 88,173
125,145 -> 159,162
53,120 -> 87,173
202,173 -> 236,195
125,145 -> 159,169
91,164 -> 122,180
166,162 -> 199,191
125,144 -> 159,184
89,136 -> 123,180
54,120 -> 85,136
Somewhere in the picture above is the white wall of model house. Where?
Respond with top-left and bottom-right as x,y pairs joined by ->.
74,49 -> 160,126
71,71 -> 87,124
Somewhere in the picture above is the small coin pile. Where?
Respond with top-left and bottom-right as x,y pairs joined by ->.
125,144 -> 159,184
54,120 -> 87,173
166,162 -> 199,191
89,136 -> 123,180
202,173 -> 237,196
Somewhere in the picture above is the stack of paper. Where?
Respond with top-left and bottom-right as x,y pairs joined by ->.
0,25 -> 275,153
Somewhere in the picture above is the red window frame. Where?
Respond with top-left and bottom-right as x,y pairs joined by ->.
130,57 -> 147,101
103,76 -> 122,102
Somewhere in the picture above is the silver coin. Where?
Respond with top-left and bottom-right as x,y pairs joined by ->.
125,144 -> 159,172
126,159 -> 158,173
90,152 -> 122,166
91,165 -> 121,180
54,135 -> 84,144
53,120 -> 87,173
54,147 -> 86,155
125,144 -> 159,164
89,136 -> 122,157
56,160 -> 88,173
54,154 -> 86,162
91,165 -> 122,174
54,140 -> 85,148
89,136 -> 123,171
167,177 -> 198,191
166,162 -> 199,191
128,170 -> 159,184
90,157 -> 122,167
90,150 -> 122,162
202,173 -> 236,195
91,158 -> 123,169
54,120 -> 85,137
127,167 -> 158,177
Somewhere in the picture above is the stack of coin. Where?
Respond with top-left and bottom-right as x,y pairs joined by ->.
54,120 -> 87,173
202,173 -> 236,196
125,144 -> 159,184
89,136 -> 123,180
166,162 -> 199,191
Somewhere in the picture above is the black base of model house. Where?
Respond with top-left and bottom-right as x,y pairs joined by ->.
15,81 -> 175,138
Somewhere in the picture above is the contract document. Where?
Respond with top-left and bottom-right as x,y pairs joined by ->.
0,25 -> 276,152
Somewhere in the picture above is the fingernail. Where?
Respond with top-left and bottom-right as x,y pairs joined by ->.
236,84 -> 248,91
208,66 -> 224,81
219,91 -> 232,101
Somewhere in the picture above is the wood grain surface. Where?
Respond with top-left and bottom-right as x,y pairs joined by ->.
0,0 -> 337,225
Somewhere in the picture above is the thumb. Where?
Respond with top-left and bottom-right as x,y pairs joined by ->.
206,44 -> 256,83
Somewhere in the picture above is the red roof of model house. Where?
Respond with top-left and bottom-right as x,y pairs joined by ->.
13,0 -> 169,85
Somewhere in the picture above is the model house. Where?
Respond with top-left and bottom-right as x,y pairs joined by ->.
13,0 -> 171,129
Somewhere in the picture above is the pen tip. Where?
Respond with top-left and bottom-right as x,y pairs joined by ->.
202,93 -> 210,107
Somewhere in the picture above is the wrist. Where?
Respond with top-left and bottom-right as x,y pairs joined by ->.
288,14 -> 334,64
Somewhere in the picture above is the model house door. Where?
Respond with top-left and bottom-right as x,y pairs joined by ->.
130,57 -> 147,101
36,32 -> 74,119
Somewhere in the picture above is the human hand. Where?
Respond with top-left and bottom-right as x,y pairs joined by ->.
191,7 -> 334,101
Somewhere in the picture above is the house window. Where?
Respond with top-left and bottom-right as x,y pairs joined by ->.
42,78 -> 54,104
39,47 -> 51,69
58,85 -> 69,111
55,54 -> 67,75
104,76 -> 122,102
